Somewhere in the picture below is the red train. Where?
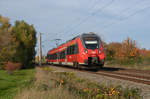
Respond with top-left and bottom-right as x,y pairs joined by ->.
46,33 -> 105,68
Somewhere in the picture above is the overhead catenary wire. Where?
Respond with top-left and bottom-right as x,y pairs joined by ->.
43,0 -> 117,43
100,5 -> 150,31
43,0 -> 102,39
45,0 -> 149,40
42,0 -> 106,44
65,0 -> 116,37
42,0 -> 109,55
43,0 -> 150,54
44,0 -> 135,47
58,0 -> 102,36
45,0 -> 148,39
89,0 -> 150,32
70,0 -> 150,37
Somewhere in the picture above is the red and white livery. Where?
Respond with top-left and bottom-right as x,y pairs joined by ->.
46,33 -> 105,68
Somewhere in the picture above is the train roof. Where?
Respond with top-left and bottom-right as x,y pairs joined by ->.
81,33 -> 100,38
47,33 -> 101,53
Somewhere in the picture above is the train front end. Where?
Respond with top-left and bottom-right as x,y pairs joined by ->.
80,33 -> 105,67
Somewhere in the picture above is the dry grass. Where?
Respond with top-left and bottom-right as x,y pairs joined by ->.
16,87 -> 78,99
15,67 -> 78,99
15,67 -> 141,99
105,63 -> 150,70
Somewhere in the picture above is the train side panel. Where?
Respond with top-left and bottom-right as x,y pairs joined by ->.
46,33 -> 105,68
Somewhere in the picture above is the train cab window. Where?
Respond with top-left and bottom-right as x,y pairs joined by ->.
83,37 -> 99,50
85,42 -> 98,50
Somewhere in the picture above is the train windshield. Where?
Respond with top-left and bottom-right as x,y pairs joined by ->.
83,37 -> 100,50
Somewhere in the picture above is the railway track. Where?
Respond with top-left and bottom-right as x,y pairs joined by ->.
47,65 -> 150,85
93,71 -> 150,85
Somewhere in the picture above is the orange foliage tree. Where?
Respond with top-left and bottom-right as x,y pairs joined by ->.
105,37 -> 141,64
105,42 -> 122,60
146,50 -> 150,58
117,37 -> 139,58
115,37 -> 140,64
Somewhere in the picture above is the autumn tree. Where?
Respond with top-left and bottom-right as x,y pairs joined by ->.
105,42 -> 122,61
0,15 -> 11,30
105,37 -> 142,65
116,37 -> 140,64
12,21 -> 37,68
0,15 -> 16,69
146,50 -> 150,58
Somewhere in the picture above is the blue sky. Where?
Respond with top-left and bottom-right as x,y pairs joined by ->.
0,0 -> 150,55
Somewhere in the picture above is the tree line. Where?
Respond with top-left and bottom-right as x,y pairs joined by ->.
104,37 -> 150,65
1,14 -> 148,69
0,15 -> 37,69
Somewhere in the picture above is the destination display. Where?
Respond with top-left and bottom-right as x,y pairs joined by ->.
85,41 -> 97,44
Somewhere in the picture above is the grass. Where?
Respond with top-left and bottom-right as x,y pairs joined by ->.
0,69 -> 35,99
105,58 -> 150,70
105,61 -> 150,70
16,67 -> 141,99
